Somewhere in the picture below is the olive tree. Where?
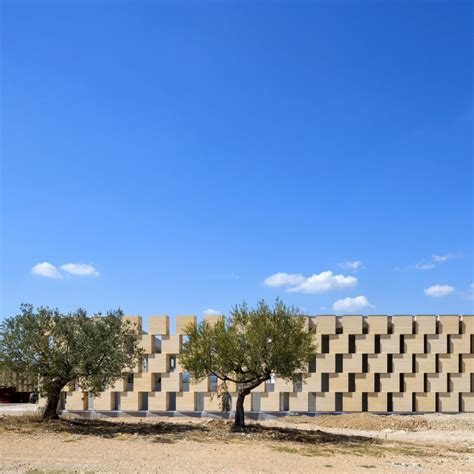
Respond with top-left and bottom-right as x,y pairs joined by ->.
0,304 -> 143,419
179,299 -> 315,428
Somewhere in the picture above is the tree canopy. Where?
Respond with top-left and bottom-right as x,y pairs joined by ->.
0,304 -> 143,419
179,299 -> 315,427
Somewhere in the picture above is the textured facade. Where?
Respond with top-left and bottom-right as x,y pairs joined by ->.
63,314 -> 474,414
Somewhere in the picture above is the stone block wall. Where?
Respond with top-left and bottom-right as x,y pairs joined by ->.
63,314 -> 474,413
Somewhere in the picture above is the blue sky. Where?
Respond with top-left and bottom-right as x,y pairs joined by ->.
1,1 -> 473,325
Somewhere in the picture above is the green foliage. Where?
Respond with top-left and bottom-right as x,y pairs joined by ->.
0,304 -> 143,399
179,299 -> 316,388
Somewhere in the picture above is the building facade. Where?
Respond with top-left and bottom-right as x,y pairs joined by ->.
63,314 -> 474,414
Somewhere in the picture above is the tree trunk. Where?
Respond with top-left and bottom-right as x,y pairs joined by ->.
234,391 -> 247,428
43,391 -> 61,420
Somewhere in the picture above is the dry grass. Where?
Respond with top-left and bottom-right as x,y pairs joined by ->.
0,415 -> 435,460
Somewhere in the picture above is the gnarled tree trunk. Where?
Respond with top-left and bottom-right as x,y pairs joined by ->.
234,378 -> 268,428
43,390 -> 61,420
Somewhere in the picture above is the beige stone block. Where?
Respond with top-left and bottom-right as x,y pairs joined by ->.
203,393 -> 221,411
438,354 -> 459,373
450,334 -> 471,353
343,393 -> 363,412
438,393 -> 459,412
313,334 -> 322,354
313,315 -> 336,335
342,316 -> 363,334
176,392 -> 196,411
93,392 -> 113,410
426,373 -> 448,392
148,392 -> 167,411
414,354 -> 436,373
438,315 -> 460,334
415,393 -> 435,412
65,391 -> 87,410
289,392 -> 309,412
355,335 -> 375,353
461,315 -> 474,335
134,372 -> 154,392
379,373 -> 400,392
403,335 -> 424,353
305,374 -> 322,392
107,377 -> 126,392
329,334 -> 349,353
328,373 -> 348,392
139,334 -> 155,354
461,354 -> 473,373
450,373 -> 471,392
161,335 -> 181,354
124,316 -> 142,334
343,354 -> 363,372
392,316 -> 413,334
365,316 -> 388,334
316,354 -> 336,372
426,335 -> 448,354
189,377 -> 209,392
355,373 -> 375,392
275,377 -> 293,392
120,392 -> 141,411
392,354 -> 412,373
148,316 -> 169,335
415,315 -> 436,334
461,393 -> 473,412
380,334 -> 399,353
315,392 -> 336,412
148,354 -> 167,373
367,354 -> 387,372
161,372 -> 181,392
260,392 -> 280,411
204,315 -> 224,326
175,315 -> 197,335
367,393 -> 387,412
392,393 -> 413,412
404,374 -> 424,392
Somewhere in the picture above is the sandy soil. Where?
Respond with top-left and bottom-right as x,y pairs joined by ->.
0,413 -> 473,473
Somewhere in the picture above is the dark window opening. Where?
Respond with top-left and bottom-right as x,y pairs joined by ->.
321,335 -> 330,353
349,335 -> 356,354
335,354 -> 343,373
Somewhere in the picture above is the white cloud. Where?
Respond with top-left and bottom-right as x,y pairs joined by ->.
287,271 -> 358,294
414,253 -> 456,270
32,262 -> 63,279
263,270 -> 357,294
60,263 -> 99,276
338,260 -> 362,272
424,285 -> 455,298
332,296 -> 375,314
262,272 -> 305,287
203,308 -> 222,316
415,263 -> 436,270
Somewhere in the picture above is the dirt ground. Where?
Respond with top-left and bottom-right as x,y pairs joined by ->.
0,413 -> 473,473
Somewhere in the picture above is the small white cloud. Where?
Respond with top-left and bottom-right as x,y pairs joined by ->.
262,272 -> 305,287
287,271 -> 358,294
60,263 -> 99,276
332,296 -> 375,314
415,263 -> 436,270
32,262 -> 63,279
263,271 -> 357,294
231,273 -> 240,280
413,253 -> 457,270
424,285 -> 455,298
203,308 -> 222,316
339,260 -> 362,272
